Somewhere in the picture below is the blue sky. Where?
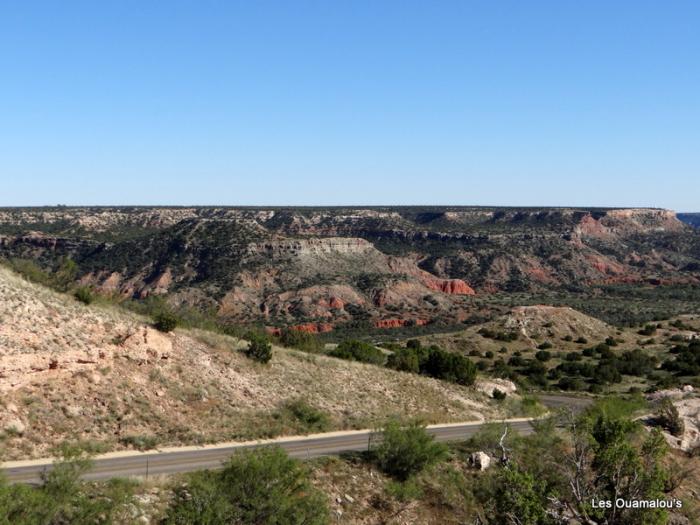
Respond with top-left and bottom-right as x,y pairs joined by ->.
1,1 -> 698,209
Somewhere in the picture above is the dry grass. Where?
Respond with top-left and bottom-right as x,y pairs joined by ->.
0,267 -> 496,460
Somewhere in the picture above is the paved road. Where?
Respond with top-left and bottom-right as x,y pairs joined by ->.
3,393 -> 590,485
2,419 -> 534,484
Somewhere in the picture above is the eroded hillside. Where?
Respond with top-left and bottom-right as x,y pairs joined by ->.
0,267 -> 496,460
1,206 -> 699,331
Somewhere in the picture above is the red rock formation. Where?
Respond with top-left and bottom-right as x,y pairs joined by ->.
290,323 -> 334,334
329,296 -> 344,309
374,318 -> 429,329
423,277 -> 475,295
265,323 -> 333,335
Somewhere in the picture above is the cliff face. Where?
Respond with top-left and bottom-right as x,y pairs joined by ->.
1,206 -> 698,329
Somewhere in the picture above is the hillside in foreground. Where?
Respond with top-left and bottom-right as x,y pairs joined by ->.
0,266 -> 497,460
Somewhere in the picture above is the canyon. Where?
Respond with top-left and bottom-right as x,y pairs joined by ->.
0,206 -> 699,332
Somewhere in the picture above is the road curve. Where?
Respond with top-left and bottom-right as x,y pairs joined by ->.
2,419 -> 535,485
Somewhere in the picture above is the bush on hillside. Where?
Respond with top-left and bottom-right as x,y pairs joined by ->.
281,399 -> 331,433
162,447 -> 328,524
278,329 -> 322,353
328,340 -> 385,365
243,333 -> 273,363
656,397 -> 684,437
372,419 -> 448,481
386,347 -> 420,373
422,346 -> 477,386
153,310 -> 179,332
73,286 -> 94,305
534,350 -> 551,362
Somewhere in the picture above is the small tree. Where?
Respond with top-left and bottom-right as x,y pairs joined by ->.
373,419 -> 448,481
153,311 -> 179,333
657,397 -> 684,437
244,333 -> 273,363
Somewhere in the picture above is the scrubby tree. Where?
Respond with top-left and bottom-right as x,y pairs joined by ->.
278,329 -> 322,353
535,350 -> 551,362
373,419 -> 448,481
163,447 -> 328,524
656,397 -> 684,437
328,340 -> 385,365
153,310 -> 179,333
386,347 -> 420,373
243,333 -> 273,363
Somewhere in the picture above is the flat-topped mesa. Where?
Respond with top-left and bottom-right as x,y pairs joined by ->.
575,208 -> 686,238
245,237 -> 375,258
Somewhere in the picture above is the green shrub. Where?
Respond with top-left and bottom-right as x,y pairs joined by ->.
537,341 -> 553,350
73,286 -> 94,305
243,333 -> 273,363
386,347 -> 420,373
153,311 -> 179,332
373,419 -> 448,481
281,399 -> 330,433
0,445 -> 135,524
656,397 -> 684,437
119,434 -> 159,450
278,329 -> 322,353
162,447 -> 328,524
494,467 -> 550,525
406,339 -> 422,350
328,340 -> 385,365
492,388 -> 507,401
638,324 -> 657,336
422,347 -> 477,386
534,350 -> 551,362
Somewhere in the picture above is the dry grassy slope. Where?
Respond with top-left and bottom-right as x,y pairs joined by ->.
413,305 -> 621,354
0,267 -> 496,460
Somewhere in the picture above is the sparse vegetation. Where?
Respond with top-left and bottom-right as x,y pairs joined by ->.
242,332 -> 273,363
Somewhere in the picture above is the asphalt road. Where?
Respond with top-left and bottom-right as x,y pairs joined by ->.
2,419 -> 534,484
2,393 -> 591,485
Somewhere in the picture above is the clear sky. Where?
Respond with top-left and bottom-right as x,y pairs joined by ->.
1,1 -> 698,210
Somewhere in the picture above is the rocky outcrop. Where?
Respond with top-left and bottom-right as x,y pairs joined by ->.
468,451 -> 491,470
289,323 -> 333,334
245,238 -> 374,258
423,277 -> 475,295
374,318 -> 429,329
